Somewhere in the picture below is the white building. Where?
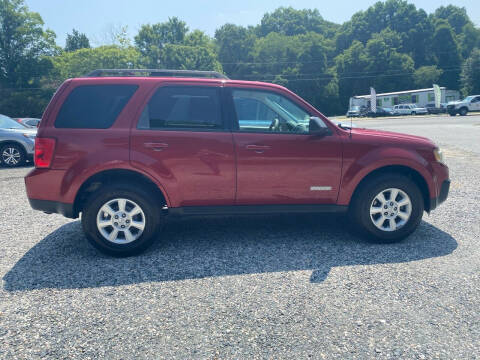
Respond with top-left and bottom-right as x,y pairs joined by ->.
349,87 -> 460,109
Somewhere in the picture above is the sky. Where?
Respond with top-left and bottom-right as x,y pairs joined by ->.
25,0 -> 480,47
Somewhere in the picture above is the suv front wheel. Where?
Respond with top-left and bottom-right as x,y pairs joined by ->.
350,174 -> 424,243
82,183 -> 163,256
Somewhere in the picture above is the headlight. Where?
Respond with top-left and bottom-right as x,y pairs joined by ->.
434,148 -> 444,163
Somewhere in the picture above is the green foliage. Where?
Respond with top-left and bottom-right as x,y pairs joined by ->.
214,24 -> 256,76
0,88 -> 54,117
433,5 -> 471,34
2,0 -> 480,117
184,30 -> 213,49
159,44 -> 222,72
460,48 -> 480,96
50,46 -> 142,83
431,20 -> 462,89
0,0 -> 57,88
336,0 -> 433,65
65,29 -> 90,52
413,66 -> 443,88
134,17 -> 189,66
258,7 -> 339,37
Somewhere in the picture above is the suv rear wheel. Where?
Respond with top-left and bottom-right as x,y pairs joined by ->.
350,174 -> 424,243
81,183 -> 163,256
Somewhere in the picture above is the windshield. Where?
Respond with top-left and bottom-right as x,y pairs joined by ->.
463,96 -> 475,102
0,114 -> 26,129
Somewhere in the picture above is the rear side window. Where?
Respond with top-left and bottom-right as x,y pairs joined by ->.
137,86 -> 222,130
55,85 -> 138,129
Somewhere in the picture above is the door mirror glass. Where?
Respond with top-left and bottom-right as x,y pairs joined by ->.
309,117 -> 331,136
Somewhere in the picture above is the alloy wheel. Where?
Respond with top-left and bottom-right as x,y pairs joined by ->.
369,188 -> 412,232
2,147 -> 21,166
96,198 -> 146,244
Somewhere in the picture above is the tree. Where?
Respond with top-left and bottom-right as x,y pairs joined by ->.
184,30 -> 212,49
65,29 -> 90,52
413,66 -> 443,88
432,5 -> 479,59
433,5 -> 471,34
258,7 -> 339,37
460,48 -> 480,96
0,0 -> 57,88
134,17 -> 188,66
335,0 -> 433,66
158,44 -> 222,72
431,20 -> 462,89
50,45 -> 141,82
214,24 -> 256,77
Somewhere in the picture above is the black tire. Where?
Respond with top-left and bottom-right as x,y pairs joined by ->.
81,183 -> 164,256
449,112 -> 456,116
0,143 -> 26,168
411,111 -> 416,116
349,174 -> 424,243
459,107 -> 468,116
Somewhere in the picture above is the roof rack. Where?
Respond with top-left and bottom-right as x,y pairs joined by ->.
85,69 -> 229,79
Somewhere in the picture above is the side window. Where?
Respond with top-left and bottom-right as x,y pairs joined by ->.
232,89 -> 311,133
138,86 -> 223,130
55,85 -> 138,129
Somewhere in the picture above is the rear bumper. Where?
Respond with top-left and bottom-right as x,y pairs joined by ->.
430,179 -> 450,211
28,198 -> 77,218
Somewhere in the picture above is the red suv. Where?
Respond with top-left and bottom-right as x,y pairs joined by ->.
25,69 -> 450,256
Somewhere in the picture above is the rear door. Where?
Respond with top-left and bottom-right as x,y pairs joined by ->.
130,83 -> 236,207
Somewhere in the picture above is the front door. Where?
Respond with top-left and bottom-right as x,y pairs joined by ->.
227,87 -> 343,205
471,96 -> 480,111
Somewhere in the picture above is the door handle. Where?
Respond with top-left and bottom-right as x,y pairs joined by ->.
144,142 -> 169,151
246,144 -> 271,153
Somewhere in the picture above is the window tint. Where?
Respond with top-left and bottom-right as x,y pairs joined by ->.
138,86 -> 222,130
55,85 -> 138,129
232,89 -> 310,133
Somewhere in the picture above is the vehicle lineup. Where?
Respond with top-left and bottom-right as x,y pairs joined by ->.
24,69 -> 450,256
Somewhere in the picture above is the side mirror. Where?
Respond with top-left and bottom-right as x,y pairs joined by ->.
309,117 -> 332,136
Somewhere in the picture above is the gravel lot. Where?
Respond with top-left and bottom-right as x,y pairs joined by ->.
1,115 -> 479,359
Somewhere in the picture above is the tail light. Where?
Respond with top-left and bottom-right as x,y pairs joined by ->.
34,137 -> 56,168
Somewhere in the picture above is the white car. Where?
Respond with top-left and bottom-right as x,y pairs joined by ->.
392,104 -> 428,116
447,95 -> 480,116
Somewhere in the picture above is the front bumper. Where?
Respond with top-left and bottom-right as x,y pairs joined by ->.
430,179 -> 450,211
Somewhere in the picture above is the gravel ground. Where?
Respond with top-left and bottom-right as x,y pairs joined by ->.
1,115 -> 479,359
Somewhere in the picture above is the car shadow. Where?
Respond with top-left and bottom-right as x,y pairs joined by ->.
3,215 -> 457,291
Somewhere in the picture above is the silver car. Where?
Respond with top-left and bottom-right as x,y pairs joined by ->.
0,114 -> 36,167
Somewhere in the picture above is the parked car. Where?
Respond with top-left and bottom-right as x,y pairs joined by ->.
25,69 -> 450,256
365,107 -> 393,117
346,105 -> 368,118
14,117 -> 41,128
447,95 -> 480,116
425,103 -> 447,114
0,114 -> 36,167
392,104 -> 428,116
